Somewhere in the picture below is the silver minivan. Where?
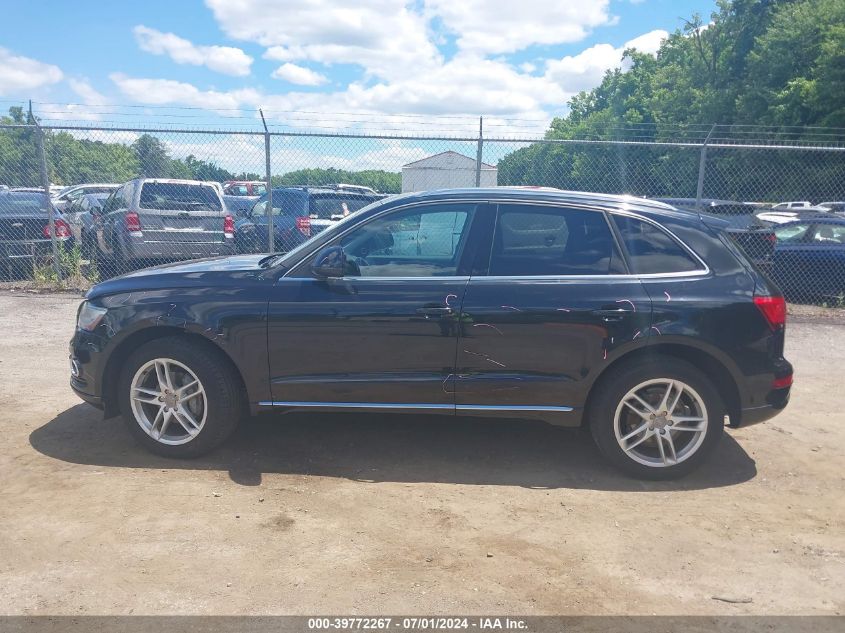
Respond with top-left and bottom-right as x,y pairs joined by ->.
94,178 -> 235,275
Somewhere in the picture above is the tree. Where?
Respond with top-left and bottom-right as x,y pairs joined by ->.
131,134 -> 171,177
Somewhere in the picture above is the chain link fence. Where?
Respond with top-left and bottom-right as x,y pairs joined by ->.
1,120 -> 844,303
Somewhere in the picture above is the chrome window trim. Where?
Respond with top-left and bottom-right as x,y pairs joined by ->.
280,196 -> 710,281
257,401 -> 574,412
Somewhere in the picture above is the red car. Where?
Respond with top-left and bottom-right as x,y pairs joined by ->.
223,181 -> 267,196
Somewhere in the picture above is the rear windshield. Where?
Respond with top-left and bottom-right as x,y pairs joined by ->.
309,195 -> 374,219
140,183 -> 222,211
0,194 -> 49,214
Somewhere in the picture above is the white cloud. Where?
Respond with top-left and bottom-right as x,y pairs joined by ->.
206,0 -> 440,80
424,0 -> 613,54
624,29 -> 667,55
109,73 -> 260,111
271,63 -> 329,86
133,25 -> 253,76
0,47 -> 63,95
39,79 -> 109,122
545,29 -> 667,93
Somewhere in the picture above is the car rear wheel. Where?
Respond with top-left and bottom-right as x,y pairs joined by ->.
118,337 -> 244,458
589,357 -> 724,480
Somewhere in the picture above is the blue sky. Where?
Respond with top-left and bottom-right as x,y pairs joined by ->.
0,0 -> 717,173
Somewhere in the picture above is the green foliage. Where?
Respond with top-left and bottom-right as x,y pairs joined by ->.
498,0 -> 845,201
272,167 -> 401,193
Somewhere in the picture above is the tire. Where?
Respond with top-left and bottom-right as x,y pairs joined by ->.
118,336 -> 244,458
588,356 -> 724,480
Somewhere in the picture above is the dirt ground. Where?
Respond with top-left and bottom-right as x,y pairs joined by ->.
0,291 -> 843,616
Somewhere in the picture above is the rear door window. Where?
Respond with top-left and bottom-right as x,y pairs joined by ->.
488,204 -> 624,276
774,223 -> 811,243
612,215 -> 703,274
140,183 -> 222,211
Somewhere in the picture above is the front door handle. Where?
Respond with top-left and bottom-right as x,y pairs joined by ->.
416,306 -> 453,317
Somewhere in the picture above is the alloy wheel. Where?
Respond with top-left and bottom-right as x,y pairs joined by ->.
613,378 -> 708,468
129,358 -> 207,445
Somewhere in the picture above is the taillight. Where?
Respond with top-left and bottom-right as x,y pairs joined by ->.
754,294 -> 786,331
43,219 -> 71,238
772,374 -> 793,389
224,214 -> 235,237
125,211 -> 142,233
766,232 -> 777,244
296,216 -> 311,237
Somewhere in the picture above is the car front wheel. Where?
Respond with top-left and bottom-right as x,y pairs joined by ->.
589,357 -> 724,480
118,337 -> 243,458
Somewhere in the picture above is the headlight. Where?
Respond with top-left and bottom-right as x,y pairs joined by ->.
77,301 -> 107,332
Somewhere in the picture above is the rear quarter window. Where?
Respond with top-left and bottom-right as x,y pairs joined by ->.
612,215 -> 703,274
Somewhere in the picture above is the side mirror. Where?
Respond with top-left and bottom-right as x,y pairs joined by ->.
311,245 -> 357,278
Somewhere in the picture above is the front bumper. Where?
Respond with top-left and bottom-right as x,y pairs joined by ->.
69,329 -> 108,412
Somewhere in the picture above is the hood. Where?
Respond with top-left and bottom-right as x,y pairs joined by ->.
86,254 -> 271,300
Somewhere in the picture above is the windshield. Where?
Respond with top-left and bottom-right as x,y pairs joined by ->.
265,198 -> 388,267
140,183 -> 222,211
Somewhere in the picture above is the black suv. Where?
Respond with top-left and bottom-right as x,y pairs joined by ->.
70,188 -> 792,479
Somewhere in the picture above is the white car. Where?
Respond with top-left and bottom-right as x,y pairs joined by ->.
53,183 -> 121,210
771,201 -> 812,210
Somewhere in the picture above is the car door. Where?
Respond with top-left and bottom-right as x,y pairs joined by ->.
455,202 -> 652,420
95,184 -> 128,256
266,201 -> 486,409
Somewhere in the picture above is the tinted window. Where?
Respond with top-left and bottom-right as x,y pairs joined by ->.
251,191 -> 307,217
612,215 -> 702,274
0,193 -> 49,214
811,223 -> 845,244
488,205 -> 623,276
338,203 -> 475,277
139,183 -> 221,211
252,184 -> 266,195
310,195 -> 374,219
774,223 -> 811,242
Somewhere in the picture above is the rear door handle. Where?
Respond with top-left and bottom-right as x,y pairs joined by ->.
416,306 -> 453,317
591,308 -> 632,322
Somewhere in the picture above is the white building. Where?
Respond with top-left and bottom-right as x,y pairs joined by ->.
401,151 -> 497,193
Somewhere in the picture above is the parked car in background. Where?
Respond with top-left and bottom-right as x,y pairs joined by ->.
63,192 -> 113,257
653,198 -> 776,268
818,201 -> 845,213
771,217 -> 845,301
69,188 -> 792,479
235,186 -> 381,253
772,201 -> 812,210
755,206 -> 830,225
223,181 -> 266,196
52,183 -> 120,211
92,178 -> 235,277
0,191 -> 74,277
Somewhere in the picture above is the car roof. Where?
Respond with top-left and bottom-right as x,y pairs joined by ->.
776,216 -> 845,226
377,187 -> 695,219
135,178 -> 218,185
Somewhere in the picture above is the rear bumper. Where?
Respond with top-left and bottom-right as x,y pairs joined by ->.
1,237 -> 74,261
124,237 -> 236,260
736,386 -> 790,427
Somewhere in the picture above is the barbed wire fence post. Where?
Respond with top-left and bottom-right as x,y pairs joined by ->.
260,108 -> 274,253
696,124 -> 717,212
475,116 -> 483,187
30,101 -> 61,280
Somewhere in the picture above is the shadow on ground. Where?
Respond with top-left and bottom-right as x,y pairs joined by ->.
30,404 -> 756,491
